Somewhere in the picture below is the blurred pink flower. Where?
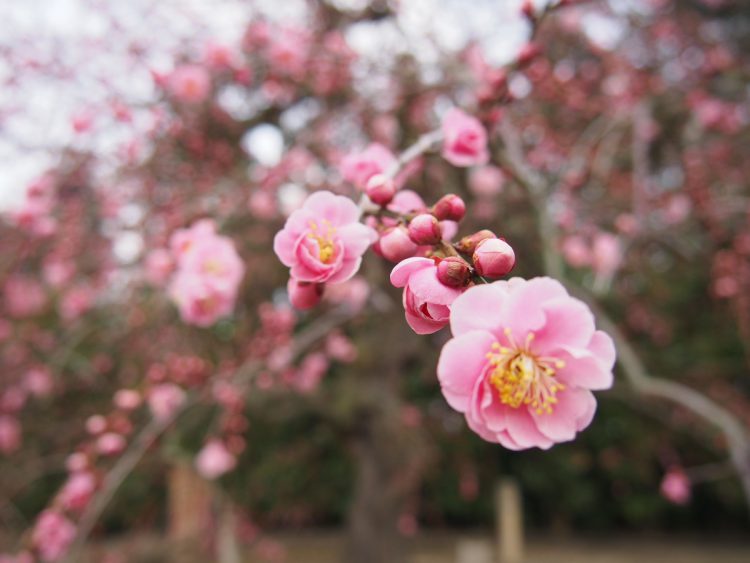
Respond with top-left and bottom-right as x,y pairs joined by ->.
660,468 -> 691,505
561,236 -> 591,268
168,221 -> 245,326
441,108 -> 489,167
195,439 -> 237,479
32,510 -> 76,562
168,64 -> 211,103
390,257 -> 465,335
148,383 -> 186,421
469,165 -> 504,197
24,366 -> 54,397
96,432 -> 125,456
59,471 -> 96,512
274,191 -> 377,284
591,232 -> 623,277
340,143 -> 397,190
437,277 -> 615,449
144,249 -> 174,286
4,275 -> 47,318
0,416 -> 21,455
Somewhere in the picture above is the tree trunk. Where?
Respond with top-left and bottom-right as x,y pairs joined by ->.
343,408 -> 406,563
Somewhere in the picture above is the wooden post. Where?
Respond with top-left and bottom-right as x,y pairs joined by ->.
167,461 -> 213,541
495,478 -> 523,563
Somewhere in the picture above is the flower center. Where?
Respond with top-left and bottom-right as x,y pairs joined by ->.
486,329 -> 565,415
307,220 -> 337,264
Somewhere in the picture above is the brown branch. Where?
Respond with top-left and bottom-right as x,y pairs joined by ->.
497,117 -> 750,514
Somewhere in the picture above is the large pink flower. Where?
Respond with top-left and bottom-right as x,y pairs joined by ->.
441,108 -> 489,167
390,257 -> 465,335
274,191 -> 377,284
437,277 -> 615,450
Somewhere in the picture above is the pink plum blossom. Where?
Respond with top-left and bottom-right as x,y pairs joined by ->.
144,249 -> 174,286
148,383 -> 186,421
168,221 -> 245,326
437,277 -> 615,449
96,432 -> 125,456
273,191 -> 377,284
660,468 -> 691,505
4,275 -> 47,318
195,439 -> 237,479
441,108 -> 489,167
168,64 -> 211,103
469,166 -> 504,196
58,471 -> 96,512
0,416 -> 21,454
390,257 -> 465,334
591,232 -> 623,278
32,510 -> 76,562
340,143 -> 397,190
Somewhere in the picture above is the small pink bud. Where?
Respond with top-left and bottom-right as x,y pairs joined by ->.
473,238 -> 516,277
432,194 -> 466,222
517,43 -> 541,67
365,174 -> 396,206
408,214 -> 442,245
436,257 -> 471,288
521,0 -> 535,19
378,226 -> 419,263
287,278 -> 324,310
456,229 -> 496,254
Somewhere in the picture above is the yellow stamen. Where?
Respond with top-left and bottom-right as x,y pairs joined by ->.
487,329 -> 565,414
307,219 -> 337,264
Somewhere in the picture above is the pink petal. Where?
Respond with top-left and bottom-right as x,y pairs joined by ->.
449,282 -> 508,337
531,387 -> 596,442
338,223 -> 377,257
408,266 -> 463,305
556,346 -> 614,390
532,296 -> 596,354
303,191 -> 359,225
588,330 -> 616,371
405,307 -> 446,335
390,257 -> 433,288
505,407 -> 555,449
500,277 -> 569,338
437,330 -> 495,412
273,229 -> 299,267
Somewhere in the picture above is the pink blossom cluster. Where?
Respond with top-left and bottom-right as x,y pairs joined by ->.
271,105 -> 615,449
152,219 -> 246,327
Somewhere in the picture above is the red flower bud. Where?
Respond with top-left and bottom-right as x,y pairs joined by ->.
456,229 -> 496,254
472,238 -> 515,277
436,257 -> 472,288
432,194 -> 466,222
365,174 -> 396,206
287,278 -> 324,310
408,214 -> 443,245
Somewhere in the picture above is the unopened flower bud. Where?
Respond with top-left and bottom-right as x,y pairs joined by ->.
365,174 -> 396,206
436,257 -> 472,288
408,214 -> 442,245
432,194 -> 466,222
517,43 -> 541,67
521,0 -> 535,20
473,238 -> 515,277
456,229 -> 496,254
287,278 -> 324,310
377,226 -> 418,263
